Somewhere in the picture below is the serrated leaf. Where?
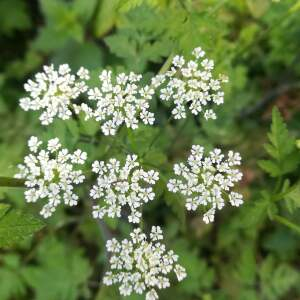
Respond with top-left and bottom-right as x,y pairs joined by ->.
0,206 -> 44,248
269,107 -> 295,160
284,182 -> 300,211
259,107 -> 299,177
34,0 -> 84,52
258,160 -> 281,177
22,236 -> 92,300
118,0 -> 144,12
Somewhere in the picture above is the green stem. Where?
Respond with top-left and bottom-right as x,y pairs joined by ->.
273,215 -> 300,235
158,52 -> 175,75
0,177 -> 25,187
273,183 -> 298,202
274,176 -> 283,194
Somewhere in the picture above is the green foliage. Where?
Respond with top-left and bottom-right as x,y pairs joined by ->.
258,107 -> 299,177
0,203 -> 44,248
0,0 -> 31,35
0,254 -> 27,300
1,0 -> 300,299
22,236 -> 92,300
259,255 -> 299,300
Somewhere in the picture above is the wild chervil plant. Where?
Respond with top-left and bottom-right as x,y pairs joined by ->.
13,47 -> 244,299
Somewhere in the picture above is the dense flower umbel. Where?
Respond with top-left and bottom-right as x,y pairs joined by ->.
15,137 -> 87,218
167,145 -> 243,223
91,155 -> 159,223
19,64 -> 89,125
76,70 -> 155,135
158,47 -> 228,120
103,227 -> 186,300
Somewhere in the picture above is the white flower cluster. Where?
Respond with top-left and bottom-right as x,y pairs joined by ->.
91,155 -> 159,223
19,64 -> 89,125
76,70 -> 155,135
158,47 -> 228,120
15,136 -> 87,218
167,145 -> 243,223
103,226 -> 186,300
19,47 -> 228,133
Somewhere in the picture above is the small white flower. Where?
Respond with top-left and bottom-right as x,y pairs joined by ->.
19,64 -> 89,125
72,149 -> 87,164
167,145 -> 243,223
77,70 -> 156,135
47,138 -> 61,152
28,136 -> 42,153
174,264 -> 187,281
150,226 -> 163,241
229,192 -> 243,207
157,47 -> 227,121
77,67 -> 90,80
192,47 -> 205,59
15,136 -> 87,218
203,207 -> 215,224
103,227 -> 186,300
90,155 -> 159,223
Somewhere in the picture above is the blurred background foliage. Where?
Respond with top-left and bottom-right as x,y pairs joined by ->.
0,0 -> 300,299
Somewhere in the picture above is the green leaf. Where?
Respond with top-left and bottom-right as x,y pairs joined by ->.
0,254 -> 27,300
52,40 -> 104,71
22,236 -> 92,300
94,0 -> 120,37
258,160 -> 281,177
172,239 -> 215,294
268,108 -> 295,160
34,0 -> 84,52
73,0 -> 98,24
118,0 -> 166,12
260,256 -> 299,300
240,192 -> 270,228
0,0 -> 31,35
234,243 -> 256,286
0,204 -> 44,248
284,182 -> 300,210
258,107 -> 299,177
104,6 -> 173,72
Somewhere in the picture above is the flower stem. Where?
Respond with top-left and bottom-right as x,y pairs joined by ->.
273,215 -> 300,235
158,52 -> 175,75
0,177 -> 25,187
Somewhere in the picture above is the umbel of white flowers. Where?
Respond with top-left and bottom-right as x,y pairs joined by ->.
167,145 -> 243,223
15,46 -> 245,300
91,155 -> 159,223
19,47 -> 228,135
19,65 -> 89,125
75,70 -> 157,136
103,226 -> 186,300
15,136 -> 87,218
158,47 -> 228,120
